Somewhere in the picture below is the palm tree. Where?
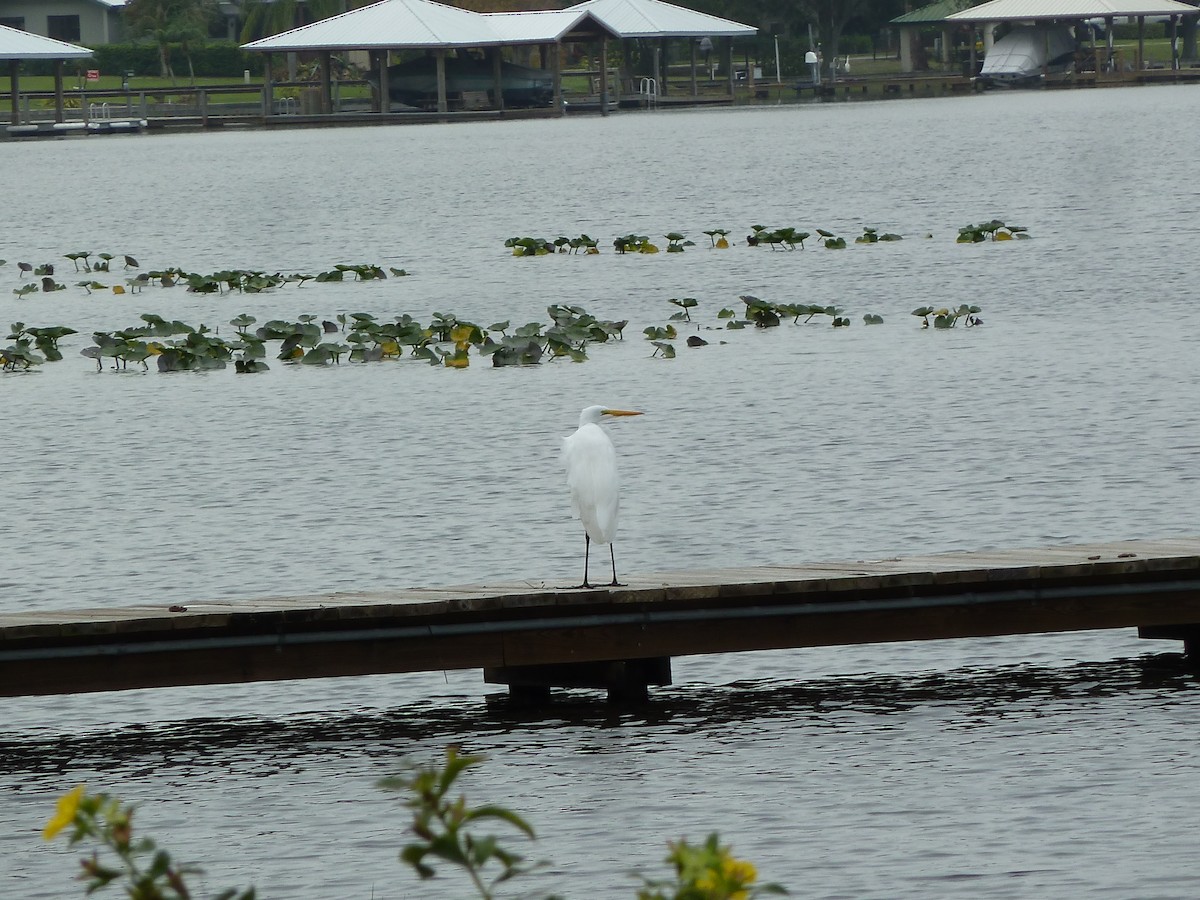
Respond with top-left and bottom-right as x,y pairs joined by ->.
124,0 -> 212,83
239,0 -> 348,43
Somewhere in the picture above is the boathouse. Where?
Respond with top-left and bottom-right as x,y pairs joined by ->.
240,0 -> 756,117
946,0 -> 1200,76
1,22 -> 91,127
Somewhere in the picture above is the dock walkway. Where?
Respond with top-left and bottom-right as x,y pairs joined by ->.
2,538 -> 1199,701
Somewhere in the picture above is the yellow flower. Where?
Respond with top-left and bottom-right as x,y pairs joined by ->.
725,857 -> 757,885
43,785 -> 86,841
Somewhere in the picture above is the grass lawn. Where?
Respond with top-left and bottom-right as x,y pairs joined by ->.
3,73 -> 377,105
7,74 -> 256,92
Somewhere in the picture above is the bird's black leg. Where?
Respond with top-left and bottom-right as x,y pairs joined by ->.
608,544 -> 624,587
577,533 -> 594,589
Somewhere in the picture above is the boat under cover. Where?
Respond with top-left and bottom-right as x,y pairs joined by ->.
980,25 -> 1076,85
366,56 -> 555,109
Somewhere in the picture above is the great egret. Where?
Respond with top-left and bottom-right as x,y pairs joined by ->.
562,405 -> 643,588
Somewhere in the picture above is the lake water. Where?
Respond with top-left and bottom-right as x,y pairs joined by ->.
2,86 -> 1200,899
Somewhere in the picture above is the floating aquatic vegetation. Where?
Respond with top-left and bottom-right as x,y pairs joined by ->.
739,295 -> 781,328
4,323 -> 77,368
552,234 -> 599,254
748,225 -> 810,250
778,303 -> 845,325
664,232 -> 694,253
856,227 -> 902,243
650,340 -> 676,358
667,297 -> 698,321
643,324 -> 678,341
504,236 -> 553,256
957,220 -> 1029,242
703,229 -> 730,248
912,305 -> 983,328
816,229 -> 847,249
64,251 -> 91,271
612,234 -> 659,254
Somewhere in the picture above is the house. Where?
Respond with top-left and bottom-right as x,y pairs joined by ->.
0,0 -> 126,46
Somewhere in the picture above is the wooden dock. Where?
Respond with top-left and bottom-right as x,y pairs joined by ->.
2,538 -> 1199,702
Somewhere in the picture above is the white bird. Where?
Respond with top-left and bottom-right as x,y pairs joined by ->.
562,405 -> 643,588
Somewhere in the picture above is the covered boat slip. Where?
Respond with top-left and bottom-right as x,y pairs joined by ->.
241,0 -> 757,118
947,0 -> 1200,84
980,24 -> 1078,84
1,23 -> 92,129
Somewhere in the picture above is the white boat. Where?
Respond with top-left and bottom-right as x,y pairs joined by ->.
979,25 -> 1077,86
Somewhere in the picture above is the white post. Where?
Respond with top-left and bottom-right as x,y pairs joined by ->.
775,36 -> 781,83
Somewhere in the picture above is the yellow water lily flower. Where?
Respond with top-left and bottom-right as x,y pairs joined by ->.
43,784 -> 86,840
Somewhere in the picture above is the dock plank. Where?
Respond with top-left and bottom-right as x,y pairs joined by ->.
3,538 -> 1200,697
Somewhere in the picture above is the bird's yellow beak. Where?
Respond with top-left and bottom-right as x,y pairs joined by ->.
602,409 -> 643,417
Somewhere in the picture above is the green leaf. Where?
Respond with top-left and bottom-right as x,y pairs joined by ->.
462,805 -> 537,838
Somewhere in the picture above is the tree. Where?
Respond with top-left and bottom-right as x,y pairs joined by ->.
689,0 -> 905,83
239,0 -> 347,43
124,0 -> 213,82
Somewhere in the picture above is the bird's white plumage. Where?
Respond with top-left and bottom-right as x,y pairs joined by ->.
562,406 -> 620,544
562,404 -> 641,587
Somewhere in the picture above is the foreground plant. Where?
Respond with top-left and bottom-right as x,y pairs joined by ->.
636,833 -> 787,900
43,785 -> 255,900
44,750 -> 788,900
379,746 -> 550,900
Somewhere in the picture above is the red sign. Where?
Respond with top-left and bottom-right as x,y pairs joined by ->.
86,69 -> 100,81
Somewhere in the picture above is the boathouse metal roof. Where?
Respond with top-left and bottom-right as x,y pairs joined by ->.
243,0 -> 503,51
569,0 -> 757,37
0,23 -> 93,59
242,0 -> 754,52
483,9 -> 621,44
946,0 -> 1200,22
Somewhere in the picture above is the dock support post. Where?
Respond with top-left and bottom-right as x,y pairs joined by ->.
435,48 -> 448,114
370,50 -> 387,113
1137,16 -> 1145,72
380,51 -> 390,114
599,37 -> 609,116
320,50 -> 332,115
9,59 -> 20,126
1138,624 -> 1200,664
54,60 -> 65,123
689,37 -> 697,97
484,657 -> 672,705
659,37 -> 668,96
723,38 -> 734,97
262,53 -> 274,119
491,47 -> 505,112
551,43 -> 562,115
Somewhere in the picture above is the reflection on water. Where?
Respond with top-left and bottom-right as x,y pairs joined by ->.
2,652 -> 1193,778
